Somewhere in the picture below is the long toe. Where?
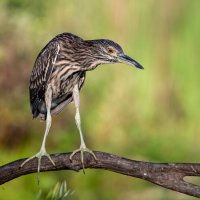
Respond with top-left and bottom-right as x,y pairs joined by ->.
21,155 -> 37,167
45,153 -> 55,166
69,148 -> 81,161
84,147 -> 97,161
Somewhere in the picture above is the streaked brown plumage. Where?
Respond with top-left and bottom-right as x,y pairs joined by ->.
21,32 -> 143,179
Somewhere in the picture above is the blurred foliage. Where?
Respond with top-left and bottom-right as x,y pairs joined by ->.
0,0 -> 200,199
36,181 -> 73,200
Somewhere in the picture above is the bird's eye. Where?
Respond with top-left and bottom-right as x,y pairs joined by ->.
107,48 -> 115,54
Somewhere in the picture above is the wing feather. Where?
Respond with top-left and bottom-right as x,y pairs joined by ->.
29,40 -> 60,118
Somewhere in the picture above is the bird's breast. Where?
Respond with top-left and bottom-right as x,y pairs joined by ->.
46,69 -> 85,115
49,67 -> 85,99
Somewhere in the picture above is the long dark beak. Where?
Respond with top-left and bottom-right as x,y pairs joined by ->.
118,54 -> 144,69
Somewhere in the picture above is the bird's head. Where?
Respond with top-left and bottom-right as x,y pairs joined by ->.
84,39 -> 144,70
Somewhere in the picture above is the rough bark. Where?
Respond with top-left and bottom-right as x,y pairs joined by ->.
1,151 -> 200,197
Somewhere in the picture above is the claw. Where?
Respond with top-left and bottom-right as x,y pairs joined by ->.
70,146 -> 97,172
21,150 -> 55,169
21,149 -> 55,184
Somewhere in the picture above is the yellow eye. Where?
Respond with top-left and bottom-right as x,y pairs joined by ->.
107,48 -> 115,54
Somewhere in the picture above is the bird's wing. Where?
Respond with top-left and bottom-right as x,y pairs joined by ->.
29,40 -> 60,118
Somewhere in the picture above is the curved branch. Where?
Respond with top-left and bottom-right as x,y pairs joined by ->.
1,151 -> 200,197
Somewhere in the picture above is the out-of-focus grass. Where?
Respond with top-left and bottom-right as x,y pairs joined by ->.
0,0 -> 200,199
35,181 -> 73,200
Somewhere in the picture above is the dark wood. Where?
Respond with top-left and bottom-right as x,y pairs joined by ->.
1,151 -> 200,197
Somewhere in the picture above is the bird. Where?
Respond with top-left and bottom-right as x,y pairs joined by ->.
21,32 -> 143,175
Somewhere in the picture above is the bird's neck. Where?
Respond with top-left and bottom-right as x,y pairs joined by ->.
86,60 -> 103,71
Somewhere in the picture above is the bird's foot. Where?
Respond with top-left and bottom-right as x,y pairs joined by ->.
21,148 -> 55,170
69,145 -> 97,172
21,148 -> 55,184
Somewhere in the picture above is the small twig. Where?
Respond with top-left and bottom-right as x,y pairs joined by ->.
1,151 -> 200,197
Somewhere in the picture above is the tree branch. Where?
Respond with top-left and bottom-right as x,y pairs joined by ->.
1,151 -> 200,197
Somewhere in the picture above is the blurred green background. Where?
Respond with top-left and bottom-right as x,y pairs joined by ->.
0,0 -> 200,199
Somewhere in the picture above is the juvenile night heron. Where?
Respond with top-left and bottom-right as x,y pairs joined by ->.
21,32 -> 143,173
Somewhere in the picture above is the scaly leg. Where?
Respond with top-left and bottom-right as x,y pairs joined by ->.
70,84 -> 97,169
21,85 -> 55,182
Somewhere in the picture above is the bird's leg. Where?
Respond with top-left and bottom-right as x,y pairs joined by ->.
21,85 -> 55,183
70,84 -> 97,169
